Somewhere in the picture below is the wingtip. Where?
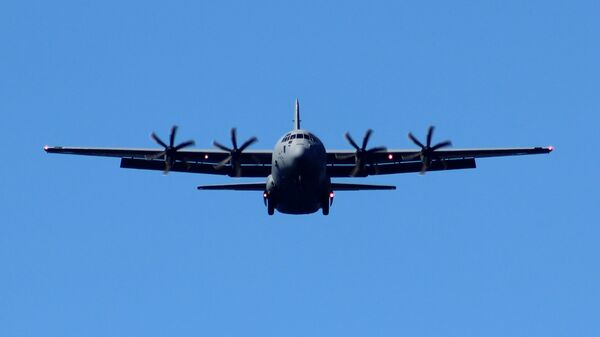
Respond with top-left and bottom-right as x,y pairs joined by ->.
43,145 -> 50,152
548,145 -> 554,152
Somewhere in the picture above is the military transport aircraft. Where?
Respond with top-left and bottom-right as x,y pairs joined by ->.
44,99 -> 553,215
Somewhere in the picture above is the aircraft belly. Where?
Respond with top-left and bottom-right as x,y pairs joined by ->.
275,180 -> 322,214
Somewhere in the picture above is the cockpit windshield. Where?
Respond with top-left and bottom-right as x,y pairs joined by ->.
281,132 -> 317,143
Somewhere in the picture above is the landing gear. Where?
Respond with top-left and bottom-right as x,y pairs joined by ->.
268,200 -> 275,216
322,201 -> 329,215
264,191 -> 276,216
321,191 -> 332,216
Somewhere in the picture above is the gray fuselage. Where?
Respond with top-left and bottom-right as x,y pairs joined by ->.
266,129 -> 330,214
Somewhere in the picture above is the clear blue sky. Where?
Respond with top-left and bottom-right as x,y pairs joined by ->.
1,0 -> 598,336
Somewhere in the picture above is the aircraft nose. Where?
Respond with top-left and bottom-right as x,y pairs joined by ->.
290,144 -> 306,159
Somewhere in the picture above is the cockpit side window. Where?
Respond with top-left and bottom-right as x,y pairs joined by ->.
290,134 -> 297,139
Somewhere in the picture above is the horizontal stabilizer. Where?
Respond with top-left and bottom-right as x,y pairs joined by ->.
331,183 -> 396,191
197,183 -> 266,191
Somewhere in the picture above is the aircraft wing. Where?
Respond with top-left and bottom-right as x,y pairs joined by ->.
195,182 -> 396,191
45,144 -> 552,178
331,183 -> 396,190
44,146 -> 273,177
197,183 -> 266,190
326,146 -> 553,177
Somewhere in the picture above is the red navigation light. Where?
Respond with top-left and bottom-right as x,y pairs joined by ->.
44,145 -> 49,151
263,192 -> 268,198
548,146 -> 554,152
329,192 -> 334,198
204,154 -> 209,159
388,154 -> 393,160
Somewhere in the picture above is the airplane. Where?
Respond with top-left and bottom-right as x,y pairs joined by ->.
44,99 -> 553,215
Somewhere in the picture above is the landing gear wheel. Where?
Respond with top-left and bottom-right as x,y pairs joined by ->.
322,200 -> 329,216
267,199 -> 275,216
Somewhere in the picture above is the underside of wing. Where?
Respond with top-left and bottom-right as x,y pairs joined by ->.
197,183 -> 266,191
327,158 -> 476,177
430,147 -> 554,159
331,182 -> 396,191
44,146 -> 163,159
120,158 -> 271,177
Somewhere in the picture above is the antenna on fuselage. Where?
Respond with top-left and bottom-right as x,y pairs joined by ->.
294,98 -> 301,130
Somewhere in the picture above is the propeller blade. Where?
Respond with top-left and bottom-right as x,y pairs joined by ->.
408,132 -> 425,149
238,136 -> 258,152
150,126 -> 195,175
174,140 -> 195,151
230,128 -> 238,150
345,129 -> 386,176
147,151 -> 167,160
419,157 -> 432,175
407,126 -> 453,174
350,165 -> 362,177
431,140 -> 452,151
214,156 -> 232,169
169,125 -> 178,147
214,128 -> 257,177
426,126 -> 434,148
345,132 -> 360,150
362,129 -> 373,150
151,133 -> 168,148
213,141 -> 232,152
233,163 -> 242,177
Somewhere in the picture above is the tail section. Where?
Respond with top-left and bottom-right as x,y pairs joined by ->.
294,98 -> 301,130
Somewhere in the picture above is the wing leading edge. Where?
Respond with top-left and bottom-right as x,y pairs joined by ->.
196,182 -> 396,191
45,146 -> 273,177
327,146 -> 553,164
331,183 -> 396,190
197,183 -> 266,191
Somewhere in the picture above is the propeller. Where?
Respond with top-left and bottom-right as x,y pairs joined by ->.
149,125 -> 195,174
407,126 -> 452,174
342,129 -> 386,177
213,128 -> 258,177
